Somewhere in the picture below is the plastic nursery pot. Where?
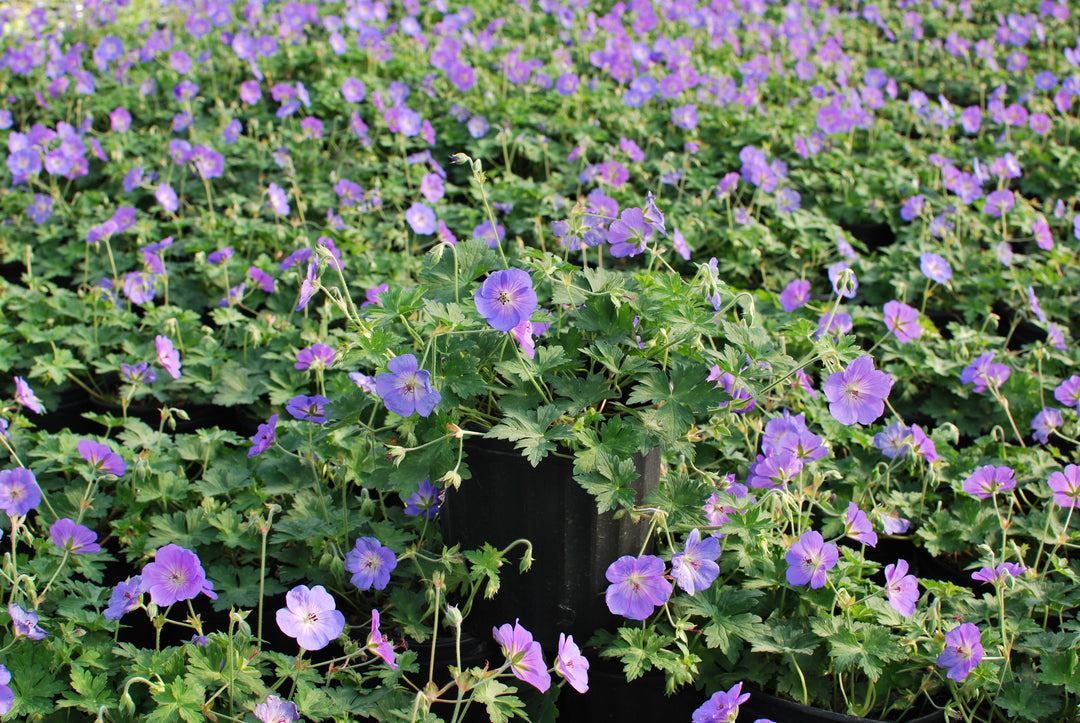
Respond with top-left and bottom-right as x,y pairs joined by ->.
440,437 -> 660,646
736,688 -> 946,723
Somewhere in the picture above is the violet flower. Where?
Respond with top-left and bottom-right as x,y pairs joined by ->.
692,682 -> 751,723
1047,465 -> 1080,508
294,343 -> 335,371
844,502 -> 878,547
962,465 -> 1016,499
971,563 -> 1026,584
276,585 -> 345,651
0,468 -> 41,517
254,696 -> 299,723
474,268 -> 537,332
375,354 -> 441,418
920,252 -> 952,284
671,528 -> 722,595
345,537 -> 397,591
1031,408 -> 1063,444
883,300 -> 922,344
285,395 -> 330,424
493,620 -> 551,693
13,376 -> 44,414
104,576 -> 143,620
823,356 -> 893,426
9,603 -> 47,640
248,414 -> 278,458
366,609 -> 397,669
556,633 -> 589,694
960,352 -> 1009,393
141,544 -> 218,606
403,479 -> 441,519
884,560 -> 919,616
785,530 -> 839,589
604,554 -> 672,620
155,335 -> 182,379
50,518 -> 101,554
937,622 -> 983,681
779,279 -> 810,312
78,439 -> 127,477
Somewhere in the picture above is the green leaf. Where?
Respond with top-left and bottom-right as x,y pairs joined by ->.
148,678 -> 206,723
601,626 -> 675,681
212,361 -> 261,405
486,404 -> 575,466
574,451 -> 641,513
825,623 -> 904,683
996,678 -> 1062,721
465,542 -> 506,600
471,679 -> 526,723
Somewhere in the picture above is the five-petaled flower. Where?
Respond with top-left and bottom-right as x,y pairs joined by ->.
493,619 -> 551,692
883,300 -> 922,344
962,465 -> 1016,499
254,695 -> 299,723
844,502 -> 878,547
155,334 -> 182,379
286,394 -> 330,424
692,682 -> 751,723
556,633 -> 590,694
671,528 -> 722,595
141,544 -> 217,606
248,414 -> 279,457
50,518 -> 101,554
375,354 -> 441,417
884,560 -> 919,616
1047,465 -> 1080,508
345,537 -> 397,590
604,554 -> 672,620
785,530 -> 839,589
276,584 -> 346,651
104,576 -> 144,620
823,355 -> 893,426
366,609 -> 397,669
474,268 -> 537,332
78,439 -> 127,477
9,603 -> 48,640
0,467 -> 41,517
937,622 -> 983,681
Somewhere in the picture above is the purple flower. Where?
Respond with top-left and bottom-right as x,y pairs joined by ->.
50,518 -> 101,554
960,352 -> 1009,393
0,665 -> 12,715
882,513 -> 911,535
556,633 -> 589,694
908,424 -> 940,464
405,202 -> 437,235
785,530 -> 839,589
511,317 -> 550,360
671,528 -> 722,595
268,183 -> 290,216
607,207 -> 653,258
920,252 -> 952,284
982,189 -> 1015,218
0,468 -> 41,516
141,544 -> 217,606
248,414 -> 278,458
815,312 -> 853,341
474,269 -> 537,332
884,301 -> 921,344
884,560 -> 919,616
294,344 -> 335,371
240,80 -> 262,105
249,267 -> 275,293
962,465 -> 1016,499
692,682 -> 751,723
156,183 -> 179,213
779,279 -> 810,312
121,361 -> 157,385
207,247 -> 234,266
78,436 -> 126,475
276,585 -> 346,651
14,376 -> 44,414
104,576 -> 143,620
122,272 -> 155,304
937,622 -> 983,682
493,620 -> 551,692
971,563 -> 1026,584
747,452 -> 803,490
900,195 -> 924,221
345,537 -> 397,591
367,609 -> 397,669
341,77 -> 366,103
155,335 -> 182,379
604,554 -> 672,620
823,356 -> 893,426
643,191 -> 667,237
9,603 -> 47,640
1047,465 -> 1080,508
375,354 -> 441,418
285,395 -> 330,424
828,262 -> 858,299
26,193 -> 53,224
1031,407 -> 1063,444
844,502 -> 878,547
1055,376 -> 1080,408
254,696 -> 300,723
296,261 -> 319,311
403,479 -> 441,519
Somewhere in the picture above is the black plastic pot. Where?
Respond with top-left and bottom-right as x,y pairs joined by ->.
403,632 -> 495,723
556,654 -> 701,723
440,438 -> 660,646
737,688 -> 946,723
